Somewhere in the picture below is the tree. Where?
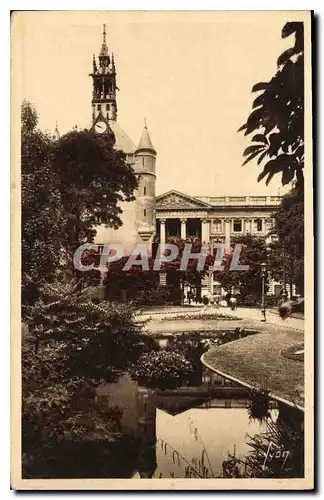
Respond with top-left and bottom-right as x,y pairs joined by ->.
21,101 -> 67,307
21,102 -> 143,477
154,239 -> 214,302
104,256 -> 159,303
216,234 -> 269,298
22,102 -> 139,305
103,240 -> 214,305
239,22 -> 305,297
268,188 -> 304,293
238,22 -> 304,190
52,130 -> 138,251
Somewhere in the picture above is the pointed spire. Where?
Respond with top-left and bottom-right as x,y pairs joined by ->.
99,23 -> 108,58
103,23 -> 106,44
136,119 -> 156,154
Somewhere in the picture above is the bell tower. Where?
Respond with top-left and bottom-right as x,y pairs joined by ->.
89,24 -> 117,125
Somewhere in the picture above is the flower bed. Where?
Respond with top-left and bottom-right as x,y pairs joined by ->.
162,312 -> 242,321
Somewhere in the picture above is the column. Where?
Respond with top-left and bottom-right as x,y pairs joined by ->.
201,219 -> 210,243
224,219 -> 231,244
160,219 -> 166,244
180,218 -> 187,240
210,271 -> 214,295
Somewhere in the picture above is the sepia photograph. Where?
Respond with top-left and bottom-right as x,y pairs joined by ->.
11,10 -> 313,490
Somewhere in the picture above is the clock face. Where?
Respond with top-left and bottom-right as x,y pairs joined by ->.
95,121 -> 107,134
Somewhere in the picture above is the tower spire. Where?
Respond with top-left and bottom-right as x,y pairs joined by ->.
99,23 -> 109,58
103,23 -> 106,44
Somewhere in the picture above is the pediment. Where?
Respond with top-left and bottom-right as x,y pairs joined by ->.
156,190 -> 211,209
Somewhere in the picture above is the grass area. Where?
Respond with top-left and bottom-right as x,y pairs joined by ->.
203,332 -> 304,409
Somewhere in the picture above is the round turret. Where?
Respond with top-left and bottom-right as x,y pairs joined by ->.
134,121 -> 157,248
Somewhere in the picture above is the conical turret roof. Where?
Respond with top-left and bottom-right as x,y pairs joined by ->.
136,120 -> 156,154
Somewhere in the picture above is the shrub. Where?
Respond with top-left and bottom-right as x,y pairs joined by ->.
202,296 -> 209,306
130,350 -> 193,390
265,295 -> 281,307
239,294 -> 260,307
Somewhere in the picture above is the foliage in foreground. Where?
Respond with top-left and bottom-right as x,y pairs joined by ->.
223,417 -> 304,478
239,22 -> 304,190
22,277 -> 149,478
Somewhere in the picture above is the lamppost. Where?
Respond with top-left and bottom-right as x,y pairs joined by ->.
260,262 -> 267,322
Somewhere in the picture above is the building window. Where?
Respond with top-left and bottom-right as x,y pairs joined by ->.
144,209 -> 146,217
233,220 -> 242,232
254,219 -> 263,232
212,219 -> 222,233
97,104 -> 101,111
144,186 -> 146,196
142,157 -> 145,167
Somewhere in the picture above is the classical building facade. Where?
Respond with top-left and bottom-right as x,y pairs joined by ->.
155,190 -> 281,245
155,191 -> 282,296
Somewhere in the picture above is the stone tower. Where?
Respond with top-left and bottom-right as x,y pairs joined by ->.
90,25 -> 157,256
134,121 -> 157,249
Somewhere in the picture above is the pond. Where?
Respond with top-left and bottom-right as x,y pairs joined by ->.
95,328 -> 303,479
97,372 -> 278,479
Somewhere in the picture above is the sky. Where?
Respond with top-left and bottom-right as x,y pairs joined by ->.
14,11 -> 304,197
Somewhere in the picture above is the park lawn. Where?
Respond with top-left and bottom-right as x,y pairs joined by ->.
203,331 -> 304,409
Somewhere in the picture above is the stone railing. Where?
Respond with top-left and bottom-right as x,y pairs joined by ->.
195,195 -> 282,206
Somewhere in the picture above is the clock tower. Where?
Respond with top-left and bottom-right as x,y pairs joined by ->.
90,24 -> 117,126
90,25 -> 157,256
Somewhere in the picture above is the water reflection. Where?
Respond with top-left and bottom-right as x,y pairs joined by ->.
98,373 -> 276,478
